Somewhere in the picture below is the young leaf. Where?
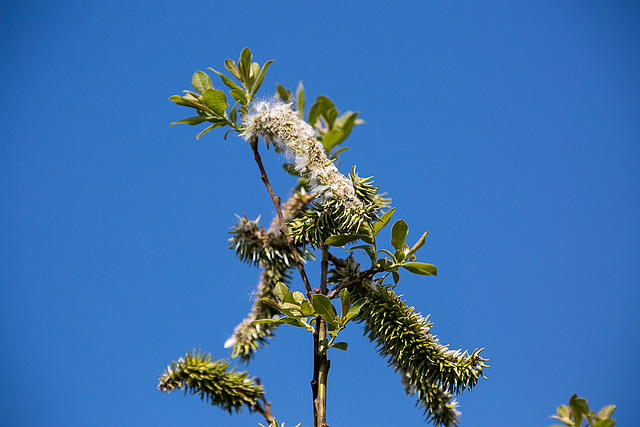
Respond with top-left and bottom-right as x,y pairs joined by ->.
169,116 -> 208,126
276,83 -> 292,102
279,317 -> 308,328
249,59 -> 274,99
274,283 -> 289,301
322,129 -> 345,153
374,208 -> 395,236
325,234 -> 366,246
300,300 -> 314,317
260,298 -> 283,313
195,124 -> 215,140
224,59 -> 241,81
252,318 -> 284,325
239,47 -> 252,85
406,231 -> 429,258
202,89 -> 228,117
295,81 -> 305,119
311,294 -> 338,326
229,89 -> 248,107
307,97 -> 326,126
339,288 -> 350,320
390,219 -> 409,252
597,405 -> 616,419
401,262 -> 437,276
209,68 -> 243,92
169,95 -> 198,108
392,271 -> 400,284
331,342 -> 348,351
192,71 -> 213,94
292,291 -> 306,304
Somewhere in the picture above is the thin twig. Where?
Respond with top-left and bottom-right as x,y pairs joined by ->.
253,378 -> 274,424
320,245 -> 329,295
249,136 -> 313,296
327,268 -> 382,299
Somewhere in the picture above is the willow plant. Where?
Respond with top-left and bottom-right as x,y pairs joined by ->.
158,48 -> 489,427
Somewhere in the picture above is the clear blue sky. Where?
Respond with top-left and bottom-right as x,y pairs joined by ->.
2,1 -> 639,426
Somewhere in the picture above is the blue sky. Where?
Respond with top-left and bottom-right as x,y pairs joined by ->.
1,1 -> 639,426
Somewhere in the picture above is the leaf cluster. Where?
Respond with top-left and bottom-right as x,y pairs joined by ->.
551,394 -> 616,427
158,349 -> 265,415
253,283 -> 366,354
326,207 -> 437,286
169,48 -> 273,139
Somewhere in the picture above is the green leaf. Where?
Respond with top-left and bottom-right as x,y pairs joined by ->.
292,291 -> 306,304
401,262 -> 437,276
300,300 -> 314,317
338,112 -> 359,139
249,59 -> 274,99
229,102 -> 238,125
346,244 -> 376,262
229,89 -> 248,106
330,146 -> 350,159
322,129 -> 345,153
594,420 -> 615,427
392,271 -> 400,284
260,298 -> 283,313
347,298 -> 367,316
374,208 -> 395,236
406,231 -> 429,258
324,107 -> 338,129
390,219 -> 409,252
169,116 -> 208,126
209,68 -> 243,92
192,71 -> 213,94
557,405 -> 571,418
169,95 -> 197,108
325,234 -> 367,246
239,47 -> 252,84
282,292 -> 296,305
202,89 -> 228,117
279,317 -> 308,328
377,258 -> 393,271
276,83 -> 292,102
332,342 -> 348,351
274,283 -> 289,301
339,288 -> 350,320
295,81 -> 305,119
196,124 -> 215,140
308,97 -> 327,126
344,297 -> 367,323
224,59 -> 241,81
597,405 -> 616,420
570,394 -> 589,423
252,318 -> 284,325
311,294 -> 338,326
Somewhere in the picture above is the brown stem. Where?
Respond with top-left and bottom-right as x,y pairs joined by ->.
312,317 -> 330,427
249,137 -> 313,296
254,378 -> 275,424
327,268 -> 381,299
320,245 -> 329,295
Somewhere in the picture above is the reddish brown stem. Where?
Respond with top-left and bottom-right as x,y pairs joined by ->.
249,137 -> 313,296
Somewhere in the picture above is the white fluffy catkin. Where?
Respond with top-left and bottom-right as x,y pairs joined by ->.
242,100 -> 362,212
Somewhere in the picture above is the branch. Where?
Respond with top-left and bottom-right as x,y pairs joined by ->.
249,136 -> 313,296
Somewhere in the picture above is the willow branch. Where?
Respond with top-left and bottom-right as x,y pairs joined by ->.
249,136 -> 313,296
327,267 -> 381,299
